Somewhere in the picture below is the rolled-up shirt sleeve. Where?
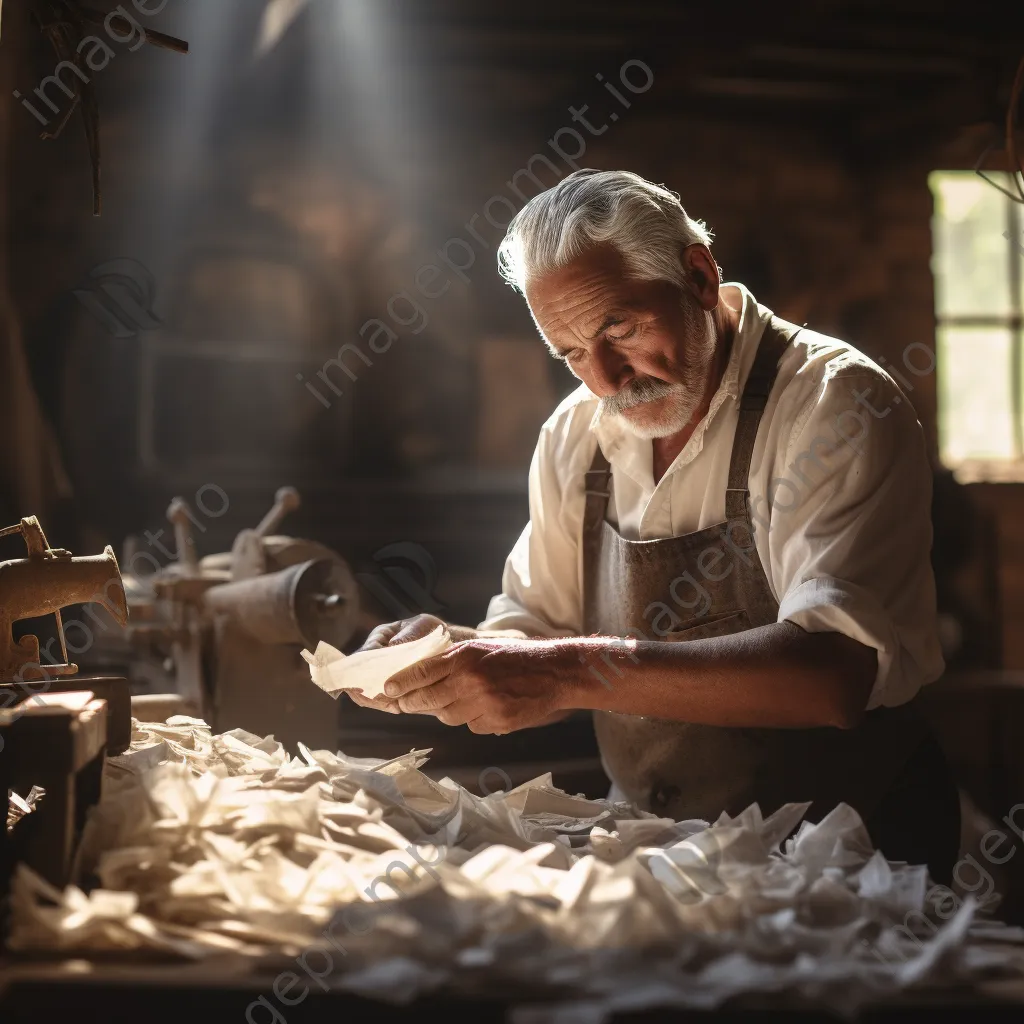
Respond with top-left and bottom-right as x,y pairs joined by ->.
478,414 -> 585,638
765,369 -> 944,709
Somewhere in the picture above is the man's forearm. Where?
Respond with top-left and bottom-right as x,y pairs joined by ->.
556,622 -> 877,730
473,626 -> 530,640
442,624 -> 528,642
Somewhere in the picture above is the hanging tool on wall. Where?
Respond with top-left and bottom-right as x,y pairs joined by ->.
23,0 -> 189,215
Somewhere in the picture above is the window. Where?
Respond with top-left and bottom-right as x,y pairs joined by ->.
929,171 -> 1024,478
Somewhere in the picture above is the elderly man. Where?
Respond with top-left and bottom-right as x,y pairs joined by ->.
350,169 -> 960,881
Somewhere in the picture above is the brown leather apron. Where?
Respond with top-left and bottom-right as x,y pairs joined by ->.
582,316 -> 960,882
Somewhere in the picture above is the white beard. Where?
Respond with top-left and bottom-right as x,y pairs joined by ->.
597,307 -> 717,440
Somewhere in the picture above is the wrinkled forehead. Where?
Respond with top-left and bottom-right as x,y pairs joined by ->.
525,245 -> 685,341
526,246 -> 639,327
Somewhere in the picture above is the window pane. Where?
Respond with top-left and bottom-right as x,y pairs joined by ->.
937,325 -> 1016,463
930,171 -> 1013,318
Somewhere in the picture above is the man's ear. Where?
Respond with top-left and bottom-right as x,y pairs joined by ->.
679,243 -> 721,310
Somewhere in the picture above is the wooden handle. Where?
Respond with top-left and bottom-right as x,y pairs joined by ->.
79,9 -> 189,54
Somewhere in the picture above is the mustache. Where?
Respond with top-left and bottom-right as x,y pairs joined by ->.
600,377 -> 686,415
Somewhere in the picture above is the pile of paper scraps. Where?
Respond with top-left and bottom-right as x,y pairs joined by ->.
8,716 -> 1024,1020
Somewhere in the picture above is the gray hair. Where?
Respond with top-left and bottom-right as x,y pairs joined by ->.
496,169 -> 714,294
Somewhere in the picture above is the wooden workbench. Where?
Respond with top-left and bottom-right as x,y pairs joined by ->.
2,951 -> 1024,1023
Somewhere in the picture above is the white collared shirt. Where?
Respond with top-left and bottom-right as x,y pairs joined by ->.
478,283 -> 944,709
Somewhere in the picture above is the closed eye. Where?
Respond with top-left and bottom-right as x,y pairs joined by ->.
605,323 -> 637,341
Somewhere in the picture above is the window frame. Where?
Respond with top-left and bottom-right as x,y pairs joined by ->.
932,170 -> 1024,481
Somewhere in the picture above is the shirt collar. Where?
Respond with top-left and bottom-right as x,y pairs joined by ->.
589,282 -> 774,474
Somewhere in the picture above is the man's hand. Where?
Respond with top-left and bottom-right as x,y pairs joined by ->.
344,614 -> 478,715
359,613 -> 448,652
382,638 -> 571,734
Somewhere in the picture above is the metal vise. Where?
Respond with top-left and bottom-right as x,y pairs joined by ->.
0,517 -> 128,684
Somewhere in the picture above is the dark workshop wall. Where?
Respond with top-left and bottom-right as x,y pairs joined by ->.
2,0 -> 1022,650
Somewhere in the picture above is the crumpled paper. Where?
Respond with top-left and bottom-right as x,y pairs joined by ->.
10,716 -> 1024,1020
301,625 -> 452,698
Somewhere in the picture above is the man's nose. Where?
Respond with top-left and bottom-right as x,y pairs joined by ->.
588,344 -> 632,396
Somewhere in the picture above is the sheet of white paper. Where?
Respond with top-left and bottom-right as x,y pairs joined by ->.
301,625 -> 452,699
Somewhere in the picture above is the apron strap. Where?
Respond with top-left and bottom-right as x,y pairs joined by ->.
582,446 -> 613,632
724,316 -> 802,620
724,317 -> 803,520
